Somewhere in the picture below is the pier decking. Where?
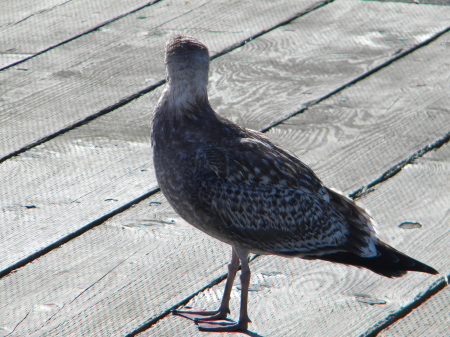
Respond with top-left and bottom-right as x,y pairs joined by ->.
1,0 -> 449,336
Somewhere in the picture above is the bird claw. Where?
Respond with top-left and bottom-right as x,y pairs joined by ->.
193,311 -> 229,322
173,307 -> 248,331
172,308 -> 219,317
172,307 -> 230,320
197,320 -> 248,332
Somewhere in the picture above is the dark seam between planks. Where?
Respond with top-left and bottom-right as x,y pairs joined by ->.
10,0 -> 74,27
2,17 -> 447,166
0,5 -> 448,281
260,25 -> 450,133
0,1 -> 447,328
0,0 -> 163,72
0,187 -> 160,279
1,100 -> 448,334
0,79 -> 164,165
361,277 -> 448,337
122,135 -> 450,336
0,0 -> 334,165
123,254 -> 260,337
350,131 -> 450,199
209,0 -> 336,61
123,274 -> 229,337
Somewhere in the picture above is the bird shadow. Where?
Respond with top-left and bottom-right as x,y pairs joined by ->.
244,331 -> 265,337
173,311 -> 265,336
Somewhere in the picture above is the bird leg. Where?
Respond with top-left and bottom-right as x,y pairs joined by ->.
197,247 -> 251,332
172,247 -> 240,320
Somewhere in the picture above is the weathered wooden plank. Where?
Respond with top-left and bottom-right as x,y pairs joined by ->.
0,193 -> 231,337
263,34 -> 450,194
0,88 -> 159,272
378,287 -> 450,337
2,145 -> 447,337
2,0 -> 450,160
143,144 -> 450,337
377,0 -> 450,5
1,0 -> 449,275
0,0 -> 326,273
0,0 -> 323,159
0,0 -> 159,69
1,33 -> 449,337
1,0 -> 70,27
209,0 -> 450,131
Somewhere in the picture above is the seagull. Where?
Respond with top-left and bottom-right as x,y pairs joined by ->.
151,35 -> 438,332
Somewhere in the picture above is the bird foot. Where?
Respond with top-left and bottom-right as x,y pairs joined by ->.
172,306 -> 230,320
173,307 -> 250,331
197,319 -> 249,332
194,311 -> 230,322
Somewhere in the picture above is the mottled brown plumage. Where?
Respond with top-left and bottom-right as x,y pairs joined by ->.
151,35 -> 438,332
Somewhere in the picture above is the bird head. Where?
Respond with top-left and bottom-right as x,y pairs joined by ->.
165,35 -> 210,86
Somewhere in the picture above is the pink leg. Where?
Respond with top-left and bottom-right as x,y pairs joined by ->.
198,247 -> 251,332
173,247 -> 240,320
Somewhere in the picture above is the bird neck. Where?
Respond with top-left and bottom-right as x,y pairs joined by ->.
163,77 -> 209,112
151,84 -> 216,148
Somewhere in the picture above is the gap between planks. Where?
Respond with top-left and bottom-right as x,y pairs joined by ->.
0,187 -> 158,279
350,132 -> 450,199
362,277 -> 449,337
5,132 -> 447,280
124,138 -> 450,336
0,0 -> 164,72
1,2 -> 449,280
0,0 -> 334,165
1,1 -> 449,334
0,135 -> 444,336
261,25 -> 450,133
2,26 -> 450,277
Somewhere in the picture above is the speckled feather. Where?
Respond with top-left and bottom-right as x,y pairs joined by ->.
152,35 -> 377,257
152,35 -> 438,278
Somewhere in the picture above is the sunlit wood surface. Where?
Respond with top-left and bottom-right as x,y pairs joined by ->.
1,0 -> 449,336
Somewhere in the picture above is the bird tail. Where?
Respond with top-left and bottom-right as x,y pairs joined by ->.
316,241 -> 438,278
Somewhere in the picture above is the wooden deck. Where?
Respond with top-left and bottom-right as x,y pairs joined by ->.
1,0 -> 449,336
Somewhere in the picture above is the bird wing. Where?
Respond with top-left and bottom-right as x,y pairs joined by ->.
194,134 -> 364,255
200,130 -> 322,189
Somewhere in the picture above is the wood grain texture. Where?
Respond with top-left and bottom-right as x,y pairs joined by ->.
0,0 -> 323,158
0,0 -> 71,29
1,36 -> 449,337
0,0 -> 156,69
3,145 -> 446,337
378,287 -> 450,337
1,1 -> 449,335
0,193 -> 231,337
264,30 -> 450,194
144,144 -> 450,337
0,88 -> 160,272
0,1 -> 326,269
209,0 -> 450,131
1,0 -> 449,277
